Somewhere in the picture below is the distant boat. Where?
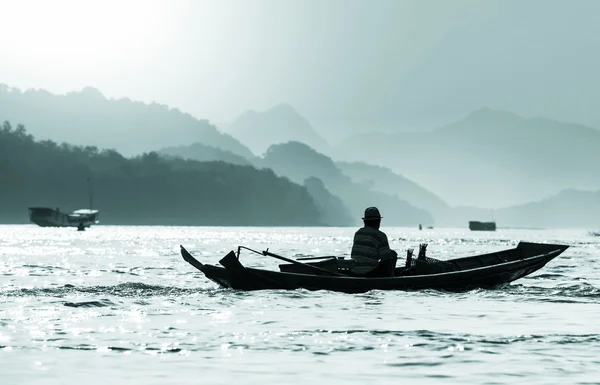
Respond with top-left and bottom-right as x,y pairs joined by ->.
589,230 -> 600,237
469,221 -> 496,231
28,208 -> 99,228
28,178 -> 99,229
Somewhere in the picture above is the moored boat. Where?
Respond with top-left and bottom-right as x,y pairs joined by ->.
28,177 -> 99,229
469,221 -> 496,231
28,207 -> 99,228
180,241 -> 568,293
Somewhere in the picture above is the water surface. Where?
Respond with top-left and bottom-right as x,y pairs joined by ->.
1,225 -> 599,384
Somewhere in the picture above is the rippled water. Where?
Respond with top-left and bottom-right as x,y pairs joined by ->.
1,225 -> 599,384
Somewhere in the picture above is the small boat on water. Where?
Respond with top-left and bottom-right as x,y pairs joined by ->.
28,177 -> 99,229
180,241 -> 568,293
469,221 -> 497,231
28,207 -> 100,228
589,231 -> 600,237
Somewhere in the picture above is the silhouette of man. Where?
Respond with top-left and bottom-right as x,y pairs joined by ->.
350,207 -> 398,276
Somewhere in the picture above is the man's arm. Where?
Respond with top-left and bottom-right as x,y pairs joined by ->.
378,233 -> 398,261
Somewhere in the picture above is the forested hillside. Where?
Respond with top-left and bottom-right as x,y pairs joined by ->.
0,121 -> 324,226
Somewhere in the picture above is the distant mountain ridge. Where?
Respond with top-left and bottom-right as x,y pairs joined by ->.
259,141 -> 434,226
445,188 -> 600,229
0,84 -> 254,158
227,104 -> 331,156
165,139 -> 442,227
336,161 -> 449,215
6,81 -> 598,228
439,108 -> 600,147
334,108 -> 600,208
495,188 -> 600,228
159,143 -> 255,166
303,177 -> 354,226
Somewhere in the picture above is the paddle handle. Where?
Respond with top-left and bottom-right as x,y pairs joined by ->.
262,250 -> 345,277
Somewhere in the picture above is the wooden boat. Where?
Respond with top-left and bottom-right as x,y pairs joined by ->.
28,207 -> 99,228
469,221 -> 496,231
180,241 -> 568,293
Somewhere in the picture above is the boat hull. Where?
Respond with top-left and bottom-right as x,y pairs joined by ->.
181,242 -> 568,293
469,221 -> 497,231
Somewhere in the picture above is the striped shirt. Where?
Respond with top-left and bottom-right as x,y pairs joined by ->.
350,226 -> 397,262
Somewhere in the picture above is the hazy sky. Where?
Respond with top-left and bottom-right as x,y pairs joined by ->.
1,0 -> 599,139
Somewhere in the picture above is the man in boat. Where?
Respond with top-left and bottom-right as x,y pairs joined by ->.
350,207 -> 398,276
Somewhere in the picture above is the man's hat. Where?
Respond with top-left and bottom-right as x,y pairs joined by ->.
362,206 -> 382,220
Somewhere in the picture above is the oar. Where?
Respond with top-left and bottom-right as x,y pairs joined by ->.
262,249 -> 346,277
296,256 -> 336,261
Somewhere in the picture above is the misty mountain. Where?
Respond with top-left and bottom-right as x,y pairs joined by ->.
159,143 -> 255,166
0,121 -> 329,226
335,109 -> 600,208
303,177 -> 354,227
259,141 -> 433,227
486,189 -> 600,229
227,104 -> 331,156
0,85 -> 254,158
408,187 -> 600,229
261,142 -> 350,186
336,161 -> 449,215
497,189 -> 600,229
